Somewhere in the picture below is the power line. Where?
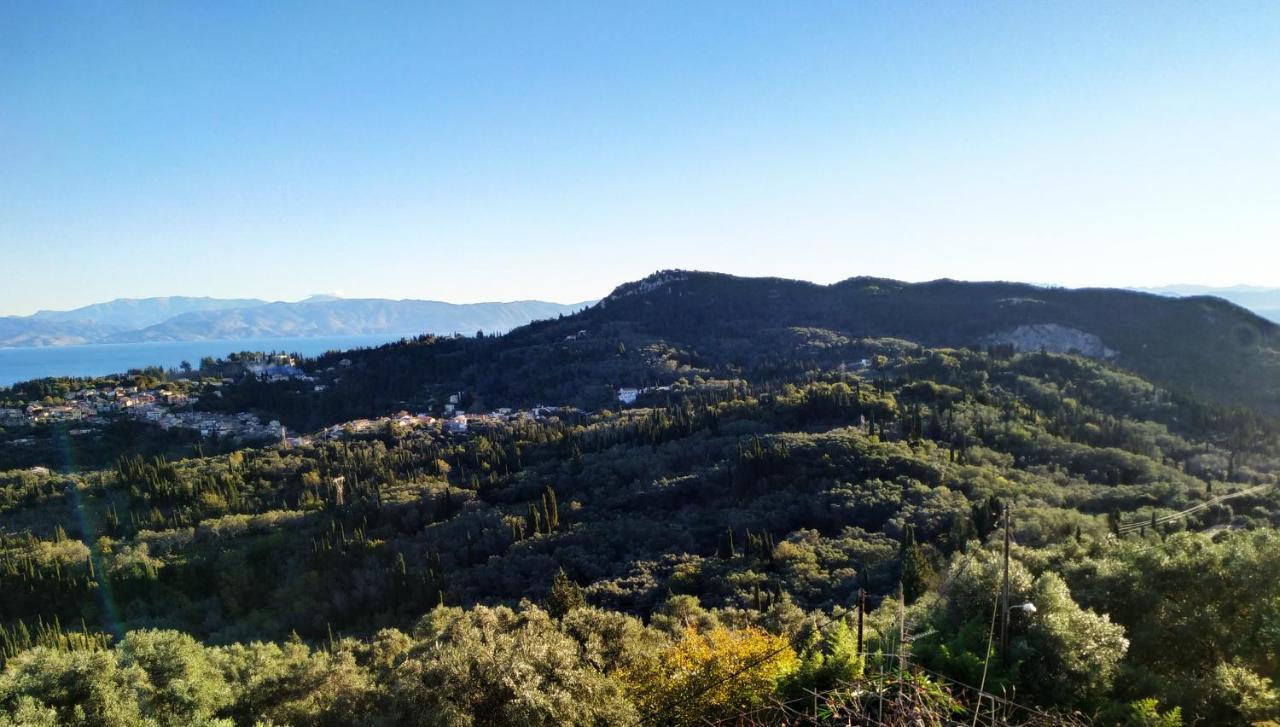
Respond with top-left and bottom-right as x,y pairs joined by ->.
1110,515 -> 1248,556
905,658 -> 1071,724
1116,483 -> 1270,533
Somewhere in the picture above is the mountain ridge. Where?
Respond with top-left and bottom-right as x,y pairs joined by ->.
0,296 -> 591,348
29,296 -> 270,329
217,270 -> 1280,432
110,298 -> 595,342
585,271 -> 1280,413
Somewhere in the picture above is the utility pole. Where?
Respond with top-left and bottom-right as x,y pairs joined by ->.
896,581 -> 906,676
856,584 -> 865,664
1000,503 -> 1011,662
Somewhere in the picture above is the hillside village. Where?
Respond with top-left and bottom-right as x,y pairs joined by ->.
0,354 -> 607,466
1,331 -> 897,475
0,379 -> 285,444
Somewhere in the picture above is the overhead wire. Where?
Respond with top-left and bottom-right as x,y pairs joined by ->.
1116,483 -> 1270,533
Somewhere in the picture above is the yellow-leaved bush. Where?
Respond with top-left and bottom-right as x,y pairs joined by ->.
623,625 -> 798,724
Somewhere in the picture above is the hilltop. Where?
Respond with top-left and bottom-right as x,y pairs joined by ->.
584,271 -> 1280,413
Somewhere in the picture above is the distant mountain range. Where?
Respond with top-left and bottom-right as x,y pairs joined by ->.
0,296 -> 591,348
3,283 -> 1275,350
1139,285 -> 1280,323
28,296 -> 270,330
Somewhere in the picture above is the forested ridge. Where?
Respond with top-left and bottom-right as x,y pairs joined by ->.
1,272 -> 1279,725
196,271 -> 1280,429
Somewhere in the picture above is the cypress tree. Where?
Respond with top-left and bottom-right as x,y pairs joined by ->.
899,526 -> 934,603
543,485 -> 559,531
529,504 -> 542,535
547,568 -> 585,618
717,528 -> 736,560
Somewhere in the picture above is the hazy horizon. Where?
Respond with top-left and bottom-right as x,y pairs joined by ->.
5,276 -> 1280,320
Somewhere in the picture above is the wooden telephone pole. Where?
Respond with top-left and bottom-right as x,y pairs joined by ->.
856,585 -> 865,660
1000,503 -> 1011,662
896,581 -> 906,676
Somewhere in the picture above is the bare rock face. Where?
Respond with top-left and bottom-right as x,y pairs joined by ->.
984,324 -> 1118,359
607,270 -> 691,299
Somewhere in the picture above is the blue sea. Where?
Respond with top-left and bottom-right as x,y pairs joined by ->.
0,335 -> 404,388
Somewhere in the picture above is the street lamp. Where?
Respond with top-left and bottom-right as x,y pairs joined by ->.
1000,601 -> 1037,661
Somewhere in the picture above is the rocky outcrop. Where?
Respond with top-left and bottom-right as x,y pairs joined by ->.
984,324 -> 1117,359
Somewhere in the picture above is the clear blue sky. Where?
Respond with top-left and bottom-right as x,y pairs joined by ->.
2,1 -> 1277,315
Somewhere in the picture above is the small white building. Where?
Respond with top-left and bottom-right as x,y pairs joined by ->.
445,415 -> 468,434
617,388 -> 640,405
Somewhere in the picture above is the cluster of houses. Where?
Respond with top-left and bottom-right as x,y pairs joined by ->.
377,395 -> 579,439
1,382 -> 284,443
1,384 -> 193,428
617,385 -> 672,405
314,401 -> 576,443
156,410 -> 285,441
321,412 -> 439,440
2,366 -> 592,455
245,357 -> 315,383
315,411 -> 478,440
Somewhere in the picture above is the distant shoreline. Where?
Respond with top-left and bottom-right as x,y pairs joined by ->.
0,334 -> 403,388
